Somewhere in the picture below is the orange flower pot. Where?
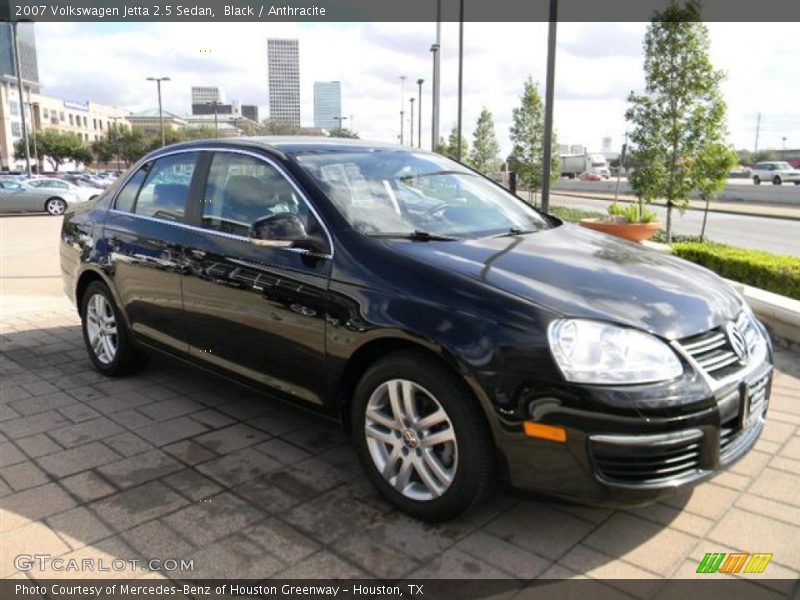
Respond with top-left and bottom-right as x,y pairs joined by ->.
579,219 -> 661,242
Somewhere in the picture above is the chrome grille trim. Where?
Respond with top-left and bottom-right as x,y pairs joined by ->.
673,311 -> 766,388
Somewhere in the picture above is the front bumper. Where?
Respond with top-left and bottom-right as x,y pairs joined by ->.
497,359 -> 772,508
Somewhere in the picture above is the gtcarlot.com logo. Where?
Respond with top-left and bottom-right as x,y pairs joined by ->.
14,554 -> 194,573
697,552 -> 773,574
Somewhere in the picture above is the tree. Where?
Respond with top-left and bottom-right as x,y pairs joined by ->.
692,142 -> 738,240
260,119 -> 305,135
16,130 -> 91,171
434,136 -> 450,156
442,125 -> 469,163
470,107 -> 501,174
329,127 -> 359,139
625,0 -> 728,240
119,129 -> 149,166
509,77 -> 559,200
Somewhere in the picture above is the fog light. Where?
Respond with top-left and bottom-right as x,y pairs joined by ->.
523,421 -> 567,442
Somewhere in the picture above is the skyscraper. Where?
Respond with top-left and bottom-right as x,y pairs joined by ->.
313,81 -> 341,130
191,86 -> 223,106
267,39 -> 300,125
1,22 -> 40,88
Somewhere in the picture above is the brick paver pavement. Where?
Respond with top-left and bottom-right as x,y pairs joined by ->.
2,294 -> 799,595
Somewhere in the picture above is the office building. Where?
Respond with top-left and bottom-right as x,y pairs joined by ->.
0,23 -> 40,169
313,81 -> 342,130
191,86 -> 224,106
241,104 -> 259,123
267,39 -> 300,125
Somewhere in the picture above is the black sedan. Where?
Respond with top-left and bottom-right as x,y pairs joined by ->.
60,138 -> 772,521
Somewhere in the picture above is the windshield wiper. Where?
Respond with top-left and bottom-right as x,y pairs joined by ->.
369,230 -> 460,241
489,227 -> 541,238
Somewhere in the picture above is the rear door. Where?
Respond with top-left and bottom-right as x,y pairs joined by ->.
179,149 -> 333,407
103,151 -> 204,352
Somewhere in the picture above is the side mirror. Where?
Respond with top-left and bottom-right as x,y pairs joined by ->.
249,213 -> 328,255
250,213 -> 308,247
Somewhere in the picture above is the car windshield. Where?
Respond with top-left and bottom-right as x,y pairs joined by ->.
293,150 -> 550,238
774,162 -> 793,170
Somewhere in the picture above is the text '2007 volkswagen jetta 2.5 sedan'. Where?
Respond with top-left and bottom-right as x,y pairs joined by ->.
60,138 -> 772,521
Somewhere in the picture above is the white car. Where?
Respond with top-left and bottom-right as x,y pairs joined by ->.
25,177 -> 100,202
751,161 -> 800,185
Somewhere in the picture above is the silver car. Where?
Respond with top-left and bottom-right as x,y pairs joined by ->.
0,179 -> 86,215
25,177 -> 99,203
752,161 -> 800,185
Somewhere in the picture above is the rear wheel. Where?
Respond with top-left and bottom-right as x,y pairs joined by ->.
81,281 -> 148,376
772,176 -> 782,185
45,198 -> 66,215
351,351 -> 493,521
753,176 -> 761,185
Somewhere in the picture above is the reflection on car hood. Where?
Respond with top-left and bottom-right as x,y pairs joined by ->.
388,223 -> 742,340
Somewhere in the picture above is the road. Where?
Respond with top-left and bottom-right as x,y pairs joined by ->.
551,194 -> 800,256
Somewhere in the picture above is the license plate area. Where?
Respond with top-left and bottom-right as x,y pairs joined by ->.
739,374 -> 770,430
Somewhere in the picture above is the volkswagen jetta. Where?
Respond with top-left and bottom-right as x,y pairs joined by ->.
60,138 -> 772,521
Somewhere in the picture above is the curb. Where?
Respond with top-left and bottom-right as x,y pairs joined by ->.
725,280 -> 800,353
553,191 -> 800,222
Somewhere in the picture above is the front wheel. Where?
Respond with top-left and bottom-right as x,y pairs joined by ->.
773,176 -> 782,185
81,281 -> 148,376
45,198 -> 66,215
351,351 -> 493,521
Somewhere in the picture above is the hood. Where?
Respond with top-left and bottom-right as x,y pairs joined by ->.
387,223 -> 742,340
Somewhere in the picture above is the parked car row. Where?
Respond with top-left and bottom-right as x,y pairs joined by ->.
0,170 -> 119,215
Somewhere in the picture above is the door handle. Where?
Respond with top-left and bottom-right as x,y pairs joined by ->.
189,249 -> 207,259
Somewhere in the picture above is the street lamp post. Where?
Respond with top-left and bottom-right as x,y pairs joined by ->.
30,100 -> 39,173
416,79 -> 424,149
409,98 -> 415,147
431,0 -> 441,151
540,0 -> 558,213
10,21 -> 32,176
207,101 -> 220,137
456,0 -> 464,161
333,116 -> 348,132
146,76 -> 170,147
399,75 -> 407,145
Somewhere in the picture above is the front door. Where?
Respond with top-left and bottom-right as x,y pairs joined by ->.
180,149 -> 332,407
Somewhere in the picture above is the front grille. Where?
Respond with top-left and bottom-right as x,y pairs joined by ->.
719,418 -> 738,454
591,430 -> 703,485
677,312 -> 759,379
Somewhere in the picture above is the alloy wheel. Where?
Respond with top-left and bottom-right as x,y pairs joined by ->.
46,199 -> 66,215
364,379 -> 458,501
85,293 -> 118,364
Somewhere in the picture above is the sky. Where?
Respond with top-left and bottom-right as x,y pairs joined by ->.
32,21 -> 800,157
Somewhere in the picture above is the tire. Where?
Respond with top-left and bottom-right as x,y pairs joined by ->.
351,350 -> 494,521
45,197 -> 66,215
772,176 -> 782,185
80,281 -> 148,377
794,181 -> 800,186
753,176 -> 760,185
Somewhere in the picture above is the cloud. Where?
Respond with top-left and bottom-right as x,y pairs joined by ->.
32,21 -> 800,156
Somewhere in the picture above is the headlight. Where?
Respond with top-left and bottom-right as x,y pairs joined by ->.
548,319 -> 683,385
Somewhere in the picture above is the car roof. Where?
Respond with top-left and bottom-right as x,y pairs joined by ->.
152,136 -> 427,157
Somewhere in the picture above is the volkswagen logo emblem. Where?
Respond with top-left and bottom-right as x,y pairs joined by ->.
402,430 -> 419,448
726,322 -> 749,364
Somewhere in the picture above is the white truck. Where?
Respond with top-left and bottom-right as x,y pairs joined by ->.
560,153 -> 610,179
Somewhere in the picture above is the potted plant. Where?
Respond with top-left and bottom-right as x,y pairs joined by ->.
579,202 -> 661,242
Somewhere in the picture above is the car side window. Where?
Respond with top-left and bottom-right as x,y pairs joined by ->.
133,153 -> 199,221
201,152 -> 310,237
113,164 -> 150,213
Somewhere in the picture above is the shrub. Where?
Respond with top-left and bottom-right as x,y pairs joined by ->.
607,202 -> 658,223
671,242 -> 800,300
549,206 -> 604,223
